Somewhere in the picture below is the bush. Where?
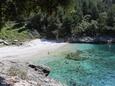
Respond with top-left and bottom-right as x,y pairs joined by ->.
0,25 -> 30,42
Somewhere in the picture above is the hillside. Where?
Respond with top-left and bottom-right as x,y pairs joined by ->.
0,0 -> 115,42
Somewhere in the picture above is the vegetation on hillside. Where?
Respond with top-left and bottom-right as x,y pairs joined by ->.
0,0 -> 115,41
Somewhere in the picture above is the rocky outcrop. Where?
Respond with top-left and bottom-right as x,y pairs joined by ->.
0,60 -> 64,86
70,36 -> 115,43
0,39 -> 23,46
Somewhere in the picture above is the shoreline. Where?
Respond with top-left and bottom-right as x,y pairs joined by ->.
69,36 -> 115,44
0,39 -> 68,61
0,36 -> 115,61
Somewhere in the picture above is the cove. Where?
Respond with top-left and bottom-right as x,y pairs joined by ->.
33,44 -> 115,86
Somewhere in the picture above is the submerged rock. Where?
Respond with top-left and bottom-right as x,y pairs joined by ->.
65,50 -> 89,61
0,60 -> 64,86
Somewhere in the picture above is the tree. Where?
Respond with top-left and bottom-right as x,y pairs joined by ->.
107,5 -> 115,27
98,12 -> 108,33
36,0 -> 75,15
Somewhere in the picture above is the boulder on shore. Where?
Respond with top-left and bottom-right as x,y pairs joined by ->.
0,39 -> 9,45
0,60 -> 64,86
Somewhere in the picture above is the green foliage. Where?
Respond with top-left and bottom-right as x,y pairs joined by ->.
98,12 -> 108,30
72,15 -> 98,36
27,10 -> 73,39
0,0 -> 115,40
0,26 -> 30,42
107,4 -> 115,27
72,20 -> 90,34
37,0 -> 75,14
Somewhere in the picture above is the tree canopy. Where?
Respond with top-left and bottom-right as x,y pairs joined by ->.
0,0 -> 115,40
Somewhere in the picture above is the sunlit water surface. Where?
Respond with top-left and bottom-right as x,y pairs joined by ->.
33,44 -> 115,86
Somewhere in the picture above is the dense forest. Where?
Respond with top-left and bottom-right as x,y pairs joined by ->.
0,0 -> 115,41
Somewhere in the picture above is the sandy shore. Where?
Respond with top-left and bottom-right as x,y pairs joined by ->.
0,39 -> 67,61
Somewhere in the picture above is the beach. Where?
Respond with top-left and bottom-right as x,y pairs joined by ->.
0,39 -> 67,61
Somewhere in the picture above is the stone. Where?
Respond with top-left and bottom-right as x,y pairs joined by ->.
3,41 -> 9,45
0,39 -> 9,45
0,60 -> 63,86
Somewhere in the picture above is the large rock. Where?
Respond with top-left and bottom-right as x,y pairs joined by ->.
0,39 -> 9,45
0,60 -> 64,86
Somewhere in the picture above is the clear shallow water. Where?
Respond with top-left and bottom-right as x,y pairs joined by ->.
34,44 -> 115,86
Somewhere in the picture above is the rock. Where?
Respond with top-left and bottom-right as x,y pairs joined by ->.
78,37 -> 94,43
0,39 -> 9,45
28,64 -> 51,76
3,41 -> 9,45
0,60 -> 63,86
14,40 -> 18,42
65,51 -> 89,61
0,39 -> 4,43
12,40 -> 23,46
70,36 -> 115,44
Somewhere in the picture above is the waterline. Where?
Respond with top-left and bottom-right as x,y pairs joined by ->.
34,44 -> 115,86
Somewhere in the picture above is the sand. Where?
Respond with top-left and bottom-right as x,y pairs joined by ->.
0,39 -> 67,61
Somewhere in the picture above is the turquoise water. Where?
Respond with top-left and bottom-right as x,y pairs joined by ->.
34,44 -> 115,86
